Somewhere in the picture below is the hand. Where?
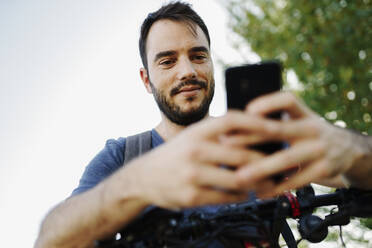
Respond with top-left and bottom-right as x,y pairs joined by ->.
124,112 -> 269,209
236,91 -> 365,197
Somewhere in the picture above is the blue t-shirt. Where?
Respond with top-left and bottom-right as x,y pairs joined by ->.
72,129 -> 251,247
71,129 -> 164,196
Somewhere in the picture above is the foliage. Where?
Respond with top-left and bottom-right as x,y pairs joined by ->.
360,217 -> 372,229
224,0 -> 372,246
225,0 -> 372,134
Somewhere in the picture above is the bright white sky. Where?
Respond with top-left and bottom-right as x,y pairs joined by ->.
0,0 -> 261,246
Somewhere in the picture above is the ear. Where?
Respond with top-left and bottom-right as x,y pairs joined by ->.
140,68 -> 153,94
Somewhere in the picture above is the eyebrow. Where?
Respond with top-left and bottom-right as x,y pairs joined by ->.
189,46 -> 209,54
153,46 -> 210,63
154,50 -> 177,63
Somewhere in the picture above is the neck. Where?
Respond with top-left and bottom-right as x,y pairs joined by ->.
155,113 -> 210,141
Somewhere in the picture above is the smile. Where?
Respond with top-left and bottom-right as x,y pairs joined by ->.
170,80 -> 208,96
178,85 -> 202,93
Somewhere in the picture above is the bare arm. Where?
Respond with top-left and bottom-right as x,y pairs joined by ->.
342,131 -> 372,189
309,131 -> 372,189
35,112 -> 273,248
34,161 -> 149,248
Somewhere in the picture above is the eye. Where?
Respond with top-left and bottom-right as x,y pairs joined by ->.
191,54 -> 208,62
159,59 -> 176,67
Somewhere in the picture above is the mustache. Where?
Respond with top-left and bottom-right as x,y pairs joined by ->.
170,80 -> 208,96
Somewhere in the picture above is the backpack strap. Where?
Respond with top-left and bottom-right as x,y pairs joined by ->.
123,130 -> 152,165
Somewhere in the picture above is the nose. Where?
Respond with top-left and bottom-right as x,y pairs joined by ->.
177,57 -> 197,81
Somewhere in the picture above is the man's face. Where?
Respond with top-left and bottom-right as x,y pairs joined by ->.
142,19 -> 214,126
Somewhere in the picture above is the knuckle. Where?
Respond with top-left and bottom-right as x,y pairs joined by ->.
236,172 -> 249,187
236,151 -> 249,164
305,121 -> 321,136
319,166 -> 331,178
287,97 -> 297,108
317,160 -> 337,178
230,177 -> 242,190
321,161 -> 338,178
314,141 -> 326,155
186,146 -> 202,160
183,189 -> 200,206
317,142 -> 328,155
184,167 -> 199,184
283,92 -> 297,107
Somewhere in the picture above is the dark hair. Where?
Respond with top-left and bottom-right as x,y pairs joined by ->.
139,1 -> 211,70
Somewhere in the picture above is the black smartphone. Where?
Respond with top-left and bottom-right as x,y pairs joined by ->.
225,61 -> 285,181
225,61 -> 282,112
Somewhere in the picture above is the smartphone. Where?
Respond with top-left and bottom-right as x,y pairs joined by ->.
225,61 -> 282,112
225,61 -> 285,181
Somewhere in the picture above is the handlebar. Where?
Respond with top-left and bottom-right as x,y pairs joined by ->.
95,186 -> 372,248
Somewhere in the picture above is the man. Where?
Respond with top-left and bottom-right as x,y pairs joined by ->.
35,2 -> 372,248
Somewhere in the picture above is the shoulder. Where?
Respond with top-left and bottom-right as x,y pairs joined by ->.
71,131 -> 154,196
105,137 -> 126,154
70,137 -> 127,196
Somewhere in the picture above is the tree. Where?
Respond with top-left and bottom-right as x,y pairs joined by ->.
224,0 -> 372,246
225,0 -> 372,134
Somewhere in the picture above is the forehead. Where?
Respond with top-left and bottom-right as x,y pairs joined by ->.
146,19 -> 209,60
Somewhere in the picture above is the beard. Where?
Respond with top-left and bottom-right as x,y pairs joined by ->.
150,79 -> 215,126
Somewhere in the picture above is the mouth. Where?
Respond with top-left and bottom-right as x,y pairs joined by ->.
171,80 -> 207,96
178,85 -> 202,93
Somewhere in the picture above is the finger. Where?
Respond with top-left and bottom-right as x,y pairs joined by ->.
314,175 -> 347,188
218,121 -> 320,145
273,159 -> 330,195
254,120 -> 322,141
195,111 -> 278,139
219,133 -> 272,147
194,142 -> 265,166
190,164 -> 242,190
237,140 -> 325,187
252,179 -> 276,199
246,91 -> 313,119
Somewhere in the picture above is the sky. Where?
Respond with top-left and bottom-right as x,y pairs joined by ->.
0,0 -> 259,246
